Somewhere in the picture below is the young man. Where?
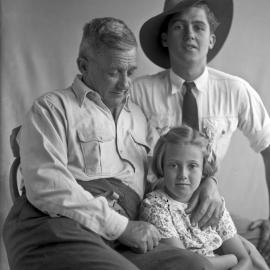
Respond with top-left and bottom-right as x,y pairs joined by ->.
3,17 -> 213,270
131,0 -> 270,266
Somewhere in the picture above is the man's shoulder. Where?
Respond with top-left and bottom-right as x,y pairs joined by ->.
131,70 -> 169,102
133,70 -> 169,86
33,86 -> 74,108
207,67 -> 247,86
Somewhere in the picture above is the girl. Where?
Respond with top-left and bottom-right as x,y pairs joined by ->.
140,125 -> 252,270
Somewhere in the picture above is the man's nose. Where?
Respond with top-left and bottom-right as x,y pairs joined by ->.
118,73 -> 130,89
184,25 -> 195,39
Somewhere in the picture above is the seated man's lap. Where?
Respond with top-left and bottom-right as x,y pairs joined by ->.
3,195 -> 139,270
4,195 -> 212,270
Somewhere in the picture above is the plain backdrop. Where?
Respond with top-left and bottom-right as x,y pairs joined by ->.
1,1 -> 270,269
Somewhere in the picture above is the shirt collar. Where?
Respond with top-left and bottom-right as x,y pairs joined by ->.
169,67 -> 209,94
71,75 -> 131,111
71,75 -> 92,106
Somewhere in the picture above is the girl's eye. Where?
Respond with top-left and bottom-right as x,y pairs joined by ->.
189,163 -> 199,169
168,163 -> 177,169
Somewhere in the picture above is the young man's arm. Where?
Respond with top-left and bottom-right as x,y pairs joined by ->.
248,145 -> 270,260
186,176 -> 223,229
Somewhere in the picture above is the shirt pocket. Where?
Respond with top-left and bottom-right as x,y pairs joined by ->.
149,113 -> 172,136
77,128 -> 114,175
122,131 -> 150,173
201,117 -> 238,162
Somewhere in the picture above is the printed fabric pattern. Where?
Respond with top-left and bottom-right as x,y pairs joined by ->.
140,190 -> 237,256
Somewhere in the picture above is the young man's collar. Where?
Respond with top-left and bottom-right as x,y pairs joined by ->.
169,68 -> 209,94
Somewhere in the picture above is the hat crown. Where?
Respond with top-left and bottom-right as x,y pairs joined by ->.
163,0 -> 186,12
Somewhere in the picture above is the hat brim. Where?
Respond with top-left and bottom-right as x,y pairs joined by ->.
140,0 -> 233,68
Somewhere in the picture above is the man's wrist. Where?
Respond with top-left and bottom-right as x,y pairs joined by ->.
209,176 -> 218,184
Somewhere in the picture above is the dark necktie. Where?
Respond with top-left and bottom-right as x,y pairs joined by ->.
182,81 -> 199,130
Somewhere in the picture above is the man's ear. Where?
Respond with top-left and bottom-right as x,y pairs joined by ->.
77,57 -> 88,74
209,34 -> 216,50
161,32 -> 168,47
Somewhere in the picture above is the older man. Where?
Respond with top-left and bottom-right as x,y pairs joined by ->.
3,17 -> 213,270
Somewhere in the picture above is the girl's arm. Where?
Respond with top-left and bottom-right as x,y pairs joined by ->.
220,234 -> 252,270
161,237 -> 238,270
160,237 -> 185,248
206,254 -> 238,270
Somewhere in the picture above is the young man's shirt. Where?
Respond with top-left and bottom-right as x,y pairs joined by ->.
131,67 -> 270,164
19,75 -> 150,240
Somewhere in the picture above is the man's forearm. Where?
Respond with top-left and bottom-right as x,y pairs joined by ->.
261,145 -> 270,217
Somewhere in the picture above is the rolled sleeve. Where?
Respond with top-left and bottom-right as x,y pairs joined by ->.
238,81 -> 270,153
250,126 -> 270,153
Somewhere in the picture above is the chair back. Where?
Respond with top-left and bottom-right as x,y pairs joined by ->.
9,125 -> 22,202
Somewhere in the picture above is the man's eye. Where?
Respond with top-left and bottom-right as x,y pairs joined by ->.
194,25 -> 205,31
128,69 -> 135,77
108,70 -> 118,77
173,23 -> 184,30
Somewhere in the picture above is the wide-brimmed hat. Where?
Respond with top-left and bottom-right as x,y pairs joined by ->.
140,0 -> 233,68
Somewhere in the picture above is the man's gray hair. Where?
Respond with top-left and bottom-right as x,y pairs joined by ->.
78,17 -> 137,58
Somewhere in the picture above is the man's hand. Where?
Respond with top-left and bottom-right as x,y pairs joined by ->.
186,176 -> 223,230
249,219 -> 270,262
118,220 -> 161,253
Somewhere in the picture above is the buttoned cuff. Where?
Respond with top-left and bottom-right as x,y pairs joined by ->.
103,209 -> 129,240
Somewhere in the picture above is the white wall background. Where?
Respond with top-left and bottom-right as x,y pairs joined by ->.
1,1 -> 270,269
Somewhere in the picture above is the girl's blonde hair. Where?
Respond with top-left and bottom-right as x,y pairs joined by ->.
152,125 -> 217,178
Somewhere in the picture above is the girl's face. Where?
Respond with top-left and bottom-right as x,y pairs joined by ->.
163,143 -> 203,203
